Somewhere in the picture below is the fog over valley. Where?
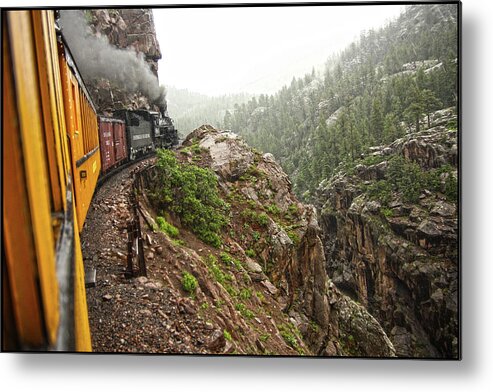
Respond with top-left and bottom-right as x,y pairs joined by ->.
154,5 -> 405,97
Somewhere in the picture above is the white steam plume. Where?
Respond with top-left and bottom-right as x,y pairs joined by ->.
59,10 -> 166,110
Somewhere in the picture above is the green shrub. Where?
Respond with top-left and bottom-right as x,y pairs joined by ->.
182,271 -> 198,294
361,154 -> 387,167
387,156 -> 425,203
239,288 -> 252,300
204,254 -> 230,284
443,174 -> 458,202
427,164 -> 457,202
279,323 -> 303,354
365,180 -> 393,205
245,249 -> 256,258
153,150 -> 229,248
223,330 -> 233,342
257,213 -> 269,226
247,199 -> 257,209
309,320 -> 320,333
191,143 -> 202,154
241,208 -> 269,227
156,216 -> 180,238
241,208 -> 257,221
364,155 -> 458,206
287,230 -> 300,245
220,252 -> 234,266
246,164 -> 263,178
279,324 -> 298,349
235,303 -> 255,319
446,119 -> 457,131
266,203 -> 281,215
172,239 -> 185,247
224,284 -> 238,297
288,203 -> 299,216
380,207 -> 394,218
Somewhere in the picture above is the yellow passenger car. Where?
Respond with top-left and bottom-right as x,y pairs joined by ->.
2,9 -> 99,351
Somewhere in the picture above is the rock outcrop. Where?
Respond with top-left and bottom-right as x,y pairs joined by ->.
317,110 -> 459,358
61,9 -> 164,113
148,125 -> 395,356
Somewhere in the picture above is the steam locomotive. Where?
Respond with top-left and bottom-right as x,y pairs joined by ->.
99,110 -> 178,174
113,109 -> 178,160
2,9 -> 177,352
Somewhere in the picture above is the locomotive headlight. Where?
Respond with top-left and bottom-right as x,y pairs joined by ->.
80,170 -> 87,179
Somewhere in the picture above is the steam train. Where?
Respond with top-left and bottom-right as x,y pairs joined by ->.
99,110 -> 177,174
2,9 -> 177,351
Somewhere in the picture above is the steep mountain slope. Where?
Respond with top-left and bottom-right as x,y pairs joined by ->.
129,126 -> 396,356
317,108 -> 458,358
225,3 -> 458,201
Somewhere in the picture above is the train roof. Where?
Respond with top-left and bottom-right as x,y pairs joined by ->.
99,116 -> 125,124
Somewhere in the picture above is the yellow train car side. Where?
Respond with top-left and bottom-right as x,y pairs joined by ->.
2,10 -> 97,351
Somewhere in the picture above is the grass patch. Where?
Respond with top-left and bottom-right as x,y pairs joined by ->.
259,333 -> 271,342
205,254 -> 231,284
257,213 -> 269,226
256,291 -> 266,303
235,303 -> 255,319
287,230 -> 300,245
156,216 -> 179,238
220,251 -> 243,270
171,239 -> 185,247
279,323 -> 304,354
241,208 -> 269,227
191,142 -> 202,154
239,288 -> 252,300
224,283 -> 239,297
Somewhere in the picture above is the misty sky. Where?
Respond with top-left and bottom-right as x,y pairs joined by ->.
153,4 -> 405,97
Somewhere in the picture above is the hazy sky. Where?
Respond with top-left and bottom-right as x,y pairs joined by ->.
153,4 -> 405,96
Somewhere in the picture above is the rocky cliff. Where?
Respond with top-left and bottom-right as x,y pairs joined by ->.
132,125 -> 395,356
88,9 -> 162,113
60,9 -> 165,114
317,108 -> 459,358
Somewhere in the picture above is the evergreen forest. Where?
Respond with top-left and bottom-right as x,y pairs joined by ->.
222,4 -> 458,200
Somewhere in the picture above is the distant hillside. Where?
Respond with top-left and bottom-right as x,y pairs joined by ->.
166,86 -> 252,137
225,4 -> 458,201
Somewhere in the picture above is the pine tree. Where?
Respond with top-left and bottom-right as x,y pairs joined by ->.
421,89 -> 442,128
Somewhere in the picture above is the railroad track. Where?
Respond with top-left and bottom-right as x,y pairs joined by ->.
96,153 -> 155,189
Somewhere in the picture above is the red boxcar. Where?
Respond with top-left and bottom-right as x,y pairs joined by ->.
113,120 -> 127,163
98,117 -> 128,174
